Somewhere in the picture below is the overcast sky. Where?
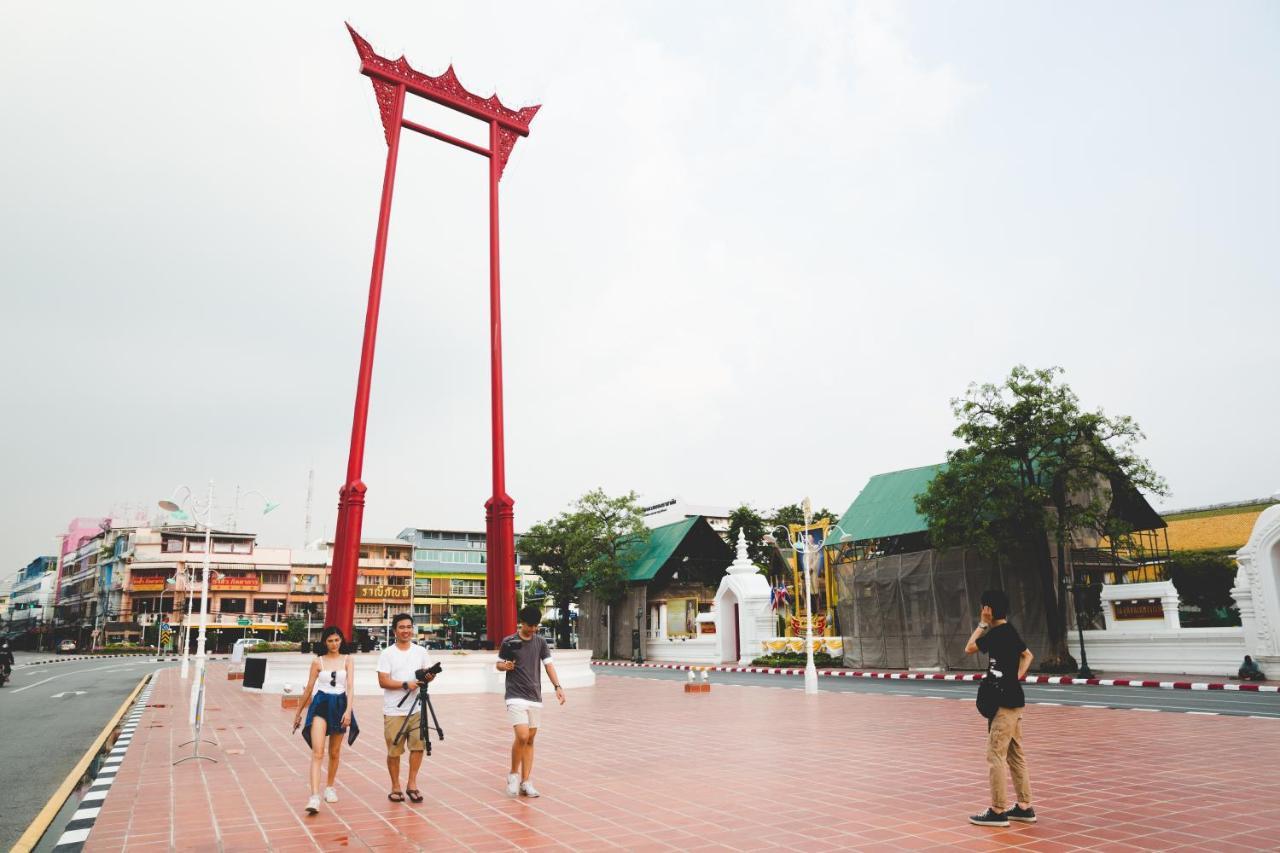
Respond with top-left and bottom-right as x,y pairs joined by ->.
3,1 -> 1277,585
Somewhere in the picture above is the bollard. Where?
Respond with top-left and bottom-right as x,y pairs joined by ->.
699,668 -> 711,693
684,669 -> 698,694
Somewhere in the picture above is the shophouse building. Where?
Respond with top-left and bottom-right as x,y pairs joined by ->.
4,556 -> 57,648
54,519 -> 110,649
396,527 -> 540,641
288,549 -> 330,639
121,525 -> 292,651
346,537 -> 414,644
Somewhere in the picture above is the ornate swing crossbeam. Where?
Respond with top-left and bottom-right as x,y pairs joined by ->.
326,26 -> 539,646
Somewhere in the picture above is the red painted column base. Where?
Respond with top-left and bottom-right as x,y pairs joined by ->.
325,480 -> 366,642
485,494 -> 517,648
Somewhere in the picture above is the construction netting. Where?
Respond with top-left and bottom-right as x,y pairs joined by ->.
833,547 -> 1051,670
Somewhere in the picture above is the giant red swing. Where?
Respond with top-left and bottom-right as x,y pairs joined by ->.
325,25 -> 540,647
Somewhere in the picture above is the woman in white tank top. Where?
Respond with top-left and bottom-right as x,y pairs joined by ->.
293,626 -> 359,815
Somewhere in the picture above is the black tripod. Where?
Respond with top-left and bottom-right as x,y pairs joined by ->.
393,680 -> 444,755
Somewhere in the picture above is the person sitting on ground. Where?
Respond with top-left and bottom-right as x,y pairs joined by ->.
1238,655 -> 1267,682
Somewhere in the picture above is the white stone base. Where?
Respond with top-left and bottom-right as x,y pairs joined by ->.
1067,627 -> 1246,677
642,637 -> 720,665
245,649 -> 596,696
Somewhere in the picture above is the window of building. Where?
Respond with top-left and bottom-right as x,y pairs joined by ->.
414,549 -> 485,565
253,598 -> 286,615
213,540 -> 235,554
232,541 -> 252,554
450,579 -> 485,597
219,598 -> 246,614
163,536 -> 184,553
260,572 -> 289,585
189,539 -> 205,553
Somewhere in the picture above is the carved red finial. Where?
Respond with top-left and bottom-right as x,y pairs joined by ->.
346,24 -> 539,178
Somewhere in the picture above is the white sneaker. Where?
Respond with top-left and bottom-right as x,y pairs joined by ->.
323,786 -> 338,803
506,773 -> 520,796
305,795 -> 320,815
520,781 -> 540,798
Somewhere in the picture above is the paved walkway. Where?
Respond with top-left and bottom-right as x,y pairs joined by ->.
83,664 -> 1280,851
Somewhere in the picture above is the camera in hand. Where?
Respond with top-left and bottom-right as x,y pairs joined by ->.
414,662 -> 443,684
498,635 -> 523,661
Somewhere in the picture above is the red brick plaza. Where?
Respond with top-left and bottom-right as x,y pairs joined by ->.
85,663 -> 1280,852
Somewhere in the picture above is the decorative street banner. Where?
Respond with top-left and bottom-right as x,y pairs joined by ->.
356,584 -> 411,600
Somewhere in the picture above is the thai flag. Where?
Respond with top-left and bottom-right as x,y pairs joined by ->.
771,579 -> 790,611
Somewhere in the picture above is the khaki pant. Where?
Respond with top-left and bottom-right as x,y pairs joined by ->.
384,713 -> 424,757
987,707 -> 1032,811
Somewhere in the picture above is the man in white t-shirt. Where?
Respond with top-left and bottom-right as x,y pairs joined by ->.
375,613 -> 434,803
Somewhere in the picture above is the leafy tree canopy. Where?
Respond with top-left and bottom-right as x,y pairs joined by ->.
519,488 -> 648,647
915,365 -> 1167,668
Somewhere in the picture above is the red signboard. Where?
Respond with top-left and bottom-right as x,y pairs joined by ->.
210,576 -> 260,591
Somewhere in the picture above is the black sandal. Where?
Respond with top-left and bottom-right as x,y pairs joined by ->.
388,791 -> 405,802
406,789 -> 423,803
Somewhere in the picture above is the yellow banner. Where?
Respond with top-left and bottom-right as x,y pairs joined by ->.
356,584 -> 410,600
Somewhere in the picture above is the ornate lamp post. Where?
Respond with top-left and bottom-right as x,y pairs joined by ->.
766,503 -> 855,695
767,500 -> 821,694
327,26 -> 539,647
160,484 -> 276,677
1062,571 -> 1096,678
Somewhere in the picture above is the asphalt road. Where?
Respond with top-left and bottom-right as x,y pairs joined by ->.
0,653 -> 171,851
597,667 -> 1280,718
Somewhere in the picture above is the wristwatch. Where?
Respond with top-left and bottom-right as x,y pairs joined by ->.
553,684 -> 562,690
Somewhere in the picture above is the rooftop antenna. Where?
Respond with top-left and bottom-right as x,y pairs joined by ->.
304,466 -> 315,548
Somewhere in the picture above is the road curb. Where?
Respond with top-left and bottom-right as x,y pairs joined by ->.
10,673 -> 154,853
19,654 -> 229,668
590,660 -> 1280,693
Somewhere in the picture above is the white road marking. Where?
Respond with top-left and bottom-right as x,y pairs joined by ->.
9,675 -> 58,694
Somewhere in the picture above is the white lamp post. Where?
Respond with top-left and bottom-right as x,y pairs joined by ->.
766,500 -> 856,696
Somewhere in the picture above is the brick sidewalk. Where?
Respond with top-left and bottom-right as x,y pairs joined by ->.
84,664 -> 1280,851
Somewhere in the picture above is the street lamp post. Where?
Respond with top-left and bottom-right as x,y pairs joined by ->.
766,503 -> 856,696
1063,572 -> 1096,679
160,483 -> 277,674
766,499 -> 822,694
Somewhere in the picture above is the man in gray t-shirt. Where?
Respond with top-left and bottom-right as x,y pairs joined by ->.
495,605 -> 565,798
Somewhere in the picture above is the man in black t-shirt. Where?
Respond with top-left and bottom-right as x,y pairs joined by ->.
495,605 -> 565,798
964,589 -> 1036,827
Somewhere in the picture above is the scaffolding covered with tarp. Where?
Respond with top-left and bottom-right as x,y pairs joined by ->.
833,546 -> 1051,671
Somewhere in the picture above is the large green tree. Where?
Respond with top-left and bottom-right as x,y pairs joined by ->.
519,489 -> 649,649
769,503 -> 839,530
916,365 -> 1166,671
